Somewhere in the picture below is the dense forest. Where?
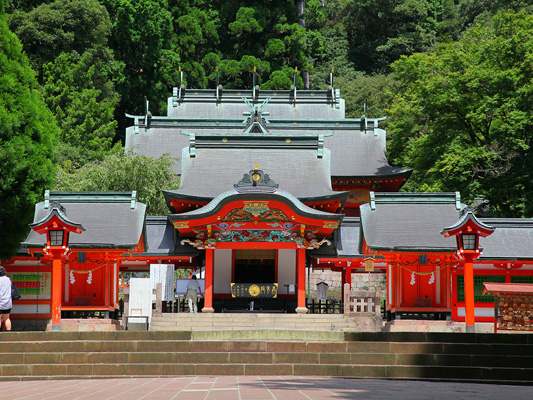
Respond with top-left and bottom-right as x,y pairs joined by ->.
1,0 -> 533,258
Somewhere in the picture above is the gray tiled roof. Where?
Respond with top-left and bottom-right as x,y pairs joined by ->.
360,194 -> 462,252
325,130 -> 411,178
143,217 -> 175,256
169,147 -> 341,200
22,201 -> 146,250
479,219 -> 533,260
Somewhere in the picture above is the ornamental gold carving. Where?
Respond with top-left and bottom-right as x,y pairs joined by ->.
323,221 -> 339,229
243,202 -> 269,217
173,221 -> 189,229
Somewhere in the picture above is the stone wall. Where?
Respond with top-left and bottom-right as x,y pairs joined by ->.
308,269 -> 386,299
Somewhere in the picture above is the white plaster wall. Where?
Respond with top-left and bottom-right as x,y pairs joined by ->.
277,250 -> 296,292
214,249 -> 232,294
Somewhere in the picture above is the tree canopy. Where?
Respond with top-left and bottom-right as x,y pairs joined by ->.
0,9 -> 59,259
388,10 -> 533,217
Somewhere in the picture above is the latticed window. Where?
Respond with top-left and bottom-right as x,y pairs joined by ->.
512,276 -> 533,284
456,275 -> 505,302
49,230 -> 64,246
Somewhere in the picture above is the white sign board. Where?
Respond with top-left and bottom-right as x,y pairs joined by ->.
150,264 -> 175,301
176,279 -> 205,296
129,278 -> 152,323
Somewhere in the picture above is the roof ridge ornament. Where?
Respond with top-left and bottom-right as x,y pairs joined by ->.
242,97 -> 270,133
234,165 -> 279,190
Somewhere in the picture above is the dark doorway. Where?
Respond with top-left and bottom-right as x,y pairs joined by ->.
234,249 -> 276,283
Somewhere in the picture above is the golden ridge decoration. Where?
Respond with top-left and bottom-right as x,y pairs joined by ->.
243,202 -> 269,217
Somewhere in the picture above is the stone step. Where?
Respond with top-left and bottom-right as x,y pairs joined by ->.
1,363 -> 532,383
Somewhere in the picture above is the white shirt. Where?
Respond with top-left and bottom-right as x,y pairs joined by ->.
186,279 -> 201,293
0,276 -> 12,310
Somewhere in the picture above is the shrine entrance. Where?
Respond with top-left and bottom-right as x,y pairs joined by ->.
233,249 -> 276,284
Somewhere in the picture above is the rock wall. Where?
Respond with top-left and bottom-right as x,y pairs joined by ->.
308,269 -> 386,299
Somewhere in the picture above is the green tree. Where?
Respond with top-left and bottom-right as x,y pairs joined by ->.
344,0 -> 440,73
55,150 -> 180,215
388,11 -> 533,217
8,0 -> 112,75
0,8 -> 59,259
41,49 -> 120,167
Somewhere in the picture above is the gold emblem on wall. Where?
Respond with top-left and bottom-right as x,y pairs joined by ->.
243,202 -> 269,217
323,221 -> 339,229
173,221 -> 189,229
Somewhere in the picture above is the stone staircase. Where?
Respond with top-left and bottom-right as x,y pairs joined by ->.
0,331 -> 532,384
149,312 -> 359,333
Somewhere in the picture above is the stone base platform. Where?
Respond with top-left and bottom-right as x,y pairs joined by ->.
46,318 -> 124,332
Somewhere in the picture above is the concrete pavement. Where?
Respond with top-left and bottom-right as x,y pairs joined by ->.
1,376 -> 531,400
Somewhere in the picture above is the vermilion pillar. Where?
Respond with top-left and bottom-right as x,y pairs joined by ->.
463,255 -> 476,333
202,248 -> 215,313
104,260 -> 110,318
295,247 -> 308,314
51,258 -> 62,331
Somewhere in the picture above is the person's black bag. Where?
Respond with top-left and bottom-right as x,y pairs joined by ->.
11,286 -> 21,301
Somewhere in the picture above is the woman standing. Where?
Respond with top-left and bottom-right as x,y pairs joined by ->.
0,266 -> 12,331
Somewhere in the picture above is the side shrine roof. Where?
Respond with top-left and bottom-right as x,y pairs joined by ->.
164,134 -> 347,203
22,191 -> 146,250
360,192 -> 463,253
478,219 -> 533,260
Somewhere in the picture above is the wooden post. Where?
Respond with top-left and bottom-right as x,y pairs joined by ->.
51,257 -> 62,331
202,248 -> 215,313
463,255 -> 476,332
295,247 -> 308,314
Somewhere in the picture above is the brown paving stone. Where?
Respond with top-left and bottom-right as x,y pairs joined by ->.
292,364 -> 343,376
390,342 -> 444,354
136,340 -> 190,352
180,351 -> 230,363
151,331 -> 192,341
91,363 -> 127,375
97,341 -> 138,352
32,364 -> 68,376
125,363 -> 163,376
351,352 -> 395,365
347,341 -> 390,353
88,352 -> 129,364
190,340 -> 229,352
1,364 -> 32,376
160,364 -> 196,375
319,352 -> 351,364
227,341 -> 266,352
244,364 -> 293,375
128,352 -> 181,364
61,352 -> 89,364
230,352 -> 273,364
306,341 -> 347,353
341,364 -> 388,378
66,364 -> 94,376
273,352 -> 318,364
0,353 -> 24,364
196,364 -> 245,375
265,341 -> 307,352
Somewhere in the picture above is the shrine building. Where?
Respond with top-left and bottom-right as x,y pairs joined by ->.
3,73 -> 533,332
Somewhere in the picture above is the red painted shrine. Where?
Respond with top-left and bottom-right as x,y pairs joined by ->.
3,78 -> 533,330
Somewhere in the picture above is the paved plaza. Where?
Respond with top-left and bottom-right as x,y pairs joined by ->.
1,376 -> 531,400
